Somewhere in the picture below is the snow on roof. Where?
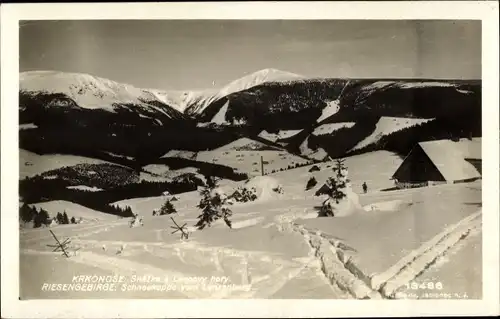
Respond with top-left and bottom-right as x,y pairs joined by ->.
418,138 -> 481,181
456,137 -> 481,159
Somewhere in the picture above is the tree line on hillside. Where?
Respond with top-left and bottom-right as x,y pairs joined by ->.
19,203 -> 91,228
304,119 -> 379,158
216,80 -> 348,130
266,160 -> 314,174
156,157 -> 248,181
38,163 -> 140,189
19,107 -> 247,161
338,82 -> 481,119
19,177 -> 200,218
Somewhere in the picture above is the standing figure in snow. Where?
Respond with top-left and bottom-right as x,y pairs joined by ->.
362,182 -> 368,194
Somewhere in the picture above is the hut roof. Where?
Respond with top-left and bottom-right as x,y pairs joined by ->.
416,138 -> 481,181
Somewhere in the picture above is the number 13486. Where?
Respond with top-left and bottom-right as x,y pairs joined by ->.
405,282 -> 443,290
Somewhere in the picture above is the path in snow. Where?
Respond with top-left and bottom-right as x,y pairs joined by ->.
281,208 -> 482,299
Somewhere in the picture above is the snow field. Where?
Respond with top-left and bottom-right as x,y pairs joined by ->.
196,149 -> 309,176
379,212 -> 481,297
316,100 -> 341,123
28,201 -> 119,223
19,149 -> 482,299
20,149 -> 117,179
312,122 -> 356,136
258,129 -> 303,142
352,117 -> 433,151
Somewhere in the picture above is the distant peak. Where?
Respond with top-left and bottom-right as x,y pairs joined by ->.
248,68 -> 303,78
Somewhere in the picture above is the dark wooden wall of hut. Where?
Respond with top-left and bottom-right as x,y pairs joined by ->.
392,145 -> 446,183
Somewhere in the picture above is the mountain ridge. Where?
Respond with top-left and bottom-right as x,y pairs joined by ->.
19,68 -> 481,164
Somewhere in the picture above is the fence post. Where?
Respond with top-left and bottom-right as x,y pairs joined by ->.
49,230 -> 70,258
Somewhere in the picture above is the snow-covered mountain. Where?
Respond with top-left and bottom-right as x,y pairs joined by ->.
19,69 -> 481,163
20,71 -> 187,124
185,68 -> 304,117
20,68 -> 303,120
22,71 -> 164,110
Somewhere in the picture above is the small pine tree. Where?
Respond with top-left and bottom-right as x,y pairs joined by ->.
56,212 -> 64,224
317,159 -> 348,217
309,165 -> 320,172
124,206 -> 134,218
306,176 -> 318,190
195,178 -> 233,230
71,216 -> 76,224
63,211 -> 70,224
230,186 -> 258,203
34,208 -> 50,228
160,198 -> 177,215
20,203 -> 35,223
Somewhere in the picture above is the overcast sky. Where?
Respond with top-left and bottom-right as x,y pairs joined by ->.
20,20 -> 481,90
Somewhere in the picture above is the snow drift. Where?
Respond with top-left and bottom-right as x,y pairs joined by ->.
243,176 -> 284,201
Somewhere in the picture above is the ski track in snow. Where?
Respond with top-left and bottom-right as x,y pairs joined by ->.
21,207 -> 323,298
268,205 -> 482,299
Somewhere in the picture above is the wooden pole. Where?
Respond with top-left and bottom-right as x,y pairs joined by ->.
261,156 -> 264,176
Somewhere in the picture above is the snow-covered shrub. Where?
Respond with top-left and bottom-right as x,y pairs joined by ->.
195,177 -> 233,230
241,176 -> 284,200
317,159 -> 348,217
272,185 -> 284,194
230,186 -> 258,203
306,176 -> 318,190
129,214 -> 143,228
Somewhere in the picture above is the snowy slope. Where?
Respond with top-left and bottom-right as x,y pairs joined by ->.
30,200 -> 118,221
258,129 -> 303,143
160,150 -> 197,160
66,185 -> 103,192
312,122 -> 356,136
213,137 -> 282,152
299,137 -> 329,161
316,100 -> 341,123
351,117 -> 434,151
185,68 -> 304,116
360,80 -> 473,96
19,149 -> 482,300
20,149 -> 116,179
211,101 -> 230,125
